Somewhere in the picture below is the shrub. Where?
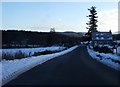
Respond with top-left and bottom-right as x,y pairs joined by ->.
32,50 -> 58,56
2,51 -> 27,60
2,49 -> 64,60
96,55 -> 102,60
111,59 -> 120,64
93,46 -> 113,54
2,52 -> 14,60
15,51 -> 27,59
33,50 -> 53,56
65,44 -> 73,48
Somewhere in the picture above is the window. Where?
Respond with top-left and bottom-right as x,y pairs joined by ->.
101,37 -> 104,39
96,33 -> 99,36
96,37 -> 99,39
109,37 -> 112,40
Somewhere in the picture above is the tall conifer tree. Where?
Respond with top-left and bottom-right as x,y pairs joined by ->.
86,6 -> 98,35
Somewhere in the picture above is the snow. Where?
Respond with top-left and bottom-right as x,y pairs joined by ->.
0,61 -> 1,87
87,46 -> 120,71
94,44 -> 113,49
1,45 -> 78,86
1,46 -> 66,57
117,46 -> 120,55
81,41 -> 89,45
113,46 -> 120,55
113,40 -> 120,44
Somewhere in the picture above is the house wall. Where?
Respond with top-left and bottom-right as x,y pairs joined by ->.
92,40 -> 113,46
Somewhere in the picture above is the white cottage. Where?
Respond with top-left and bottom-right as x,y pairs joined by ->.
92,32 -> 113,46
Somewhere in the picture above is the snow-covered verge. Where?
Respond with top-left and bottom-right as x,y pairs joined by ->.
117,46 -> 120,55
1,46 -> 66,57
113,40 -> 120,44
0,50 -> 2,87
0,62 -> 1,87
87,46 -> 120,71
1,45 -> 78,86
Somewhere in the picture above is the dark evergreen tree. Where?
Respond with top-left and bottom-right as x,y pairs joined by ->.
86,6 -> 98,36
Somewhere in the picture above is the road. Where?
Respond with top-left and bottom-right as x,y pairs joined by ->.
4,45 -> 120,86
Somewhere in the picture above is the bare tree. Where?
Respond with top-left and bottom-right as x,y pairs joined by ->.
50,28 -> 55,33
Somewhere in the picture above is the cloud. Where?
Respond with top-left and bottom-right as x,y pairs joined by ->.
97,8 -> 118,32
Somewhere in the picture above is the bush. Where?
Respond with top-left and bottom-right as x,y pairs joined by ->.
2,49 -> 64,60
111,59 -> 120,64
2,51 -> 27,60
93,46 -> 113,54
2,52 -> 14,60
96,55 -> 102,60
32,50 -> 58,56
15,51 -> 27,59
64,43 -> 73,48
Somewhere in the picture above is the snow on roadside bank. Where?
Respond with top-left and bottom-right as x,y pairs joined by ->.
0,62 -> 1,87
87,46 -> 120,71
1,45 -> 78,86
1,46 -> 66,56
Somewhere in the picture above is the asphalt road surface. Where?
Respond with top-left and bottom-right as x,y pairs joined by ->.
4,45 -> 120,86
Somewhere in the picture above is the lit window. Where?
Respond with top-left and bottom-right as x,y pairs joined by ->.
101,37 -> 104,39
96,37 -> 99,39
96,34 -> 98,36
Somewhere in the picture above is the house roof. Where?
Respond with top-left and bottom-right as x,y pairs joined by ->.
92,32 -> 113,41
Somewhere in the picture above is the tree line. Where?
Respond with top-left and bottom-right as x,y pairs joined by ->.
2,30 -> 84,48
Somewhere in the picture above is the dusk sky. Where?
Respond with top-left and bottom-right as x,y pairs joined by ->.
2,2 -> 118,32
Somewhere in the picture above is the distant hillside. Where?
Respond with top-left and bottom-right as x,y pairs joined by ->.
57,31 -> 84,38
